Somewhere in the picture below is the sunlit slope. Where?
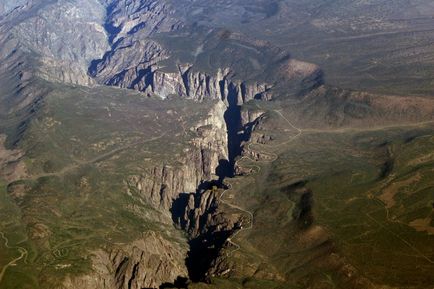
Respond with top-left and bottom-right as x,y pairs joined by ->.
193,102 -> 434,289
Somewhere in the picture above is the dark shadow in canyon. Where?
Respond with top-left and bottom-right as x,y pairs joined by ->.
159,276 -> 189,289
170,186 -> 236,282
170,86 -> 256,282
170,83 -> 264,283
222,83 -> 242,178
216,83 -> 256,182
89,3 -> 253,286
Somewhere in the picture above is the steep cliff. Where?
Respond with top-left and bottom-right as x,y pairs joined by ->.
12,0 -> 109,85
89,0 -> 181,90
174,189 -> 225,237
87,0 -> 280,103
127,100 -> 228,212
150,66 -> 273,102
175,188 -> 239,282
100,0 -> 182,42
0,0 -> 109,140
1,1 -> 434,289
92,45 -> 274,102
60,231 -> 188,289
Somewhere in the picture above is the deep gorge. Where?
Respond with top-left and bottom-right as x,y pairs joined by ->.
169,88 -> 258,283
86,2 -> 268,286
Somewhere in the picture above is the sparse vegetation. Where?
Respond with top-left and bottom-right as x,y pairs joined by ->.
215,107 -> 434,288
1,0 -> 434,288
0,84 -> 223,288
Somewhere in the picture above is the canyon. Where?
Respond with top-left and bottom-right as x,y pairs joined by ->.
0,1 -> 434,289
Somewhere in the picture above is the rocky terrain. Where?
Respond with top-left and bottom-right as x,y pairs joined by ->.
0,1 -> 434,289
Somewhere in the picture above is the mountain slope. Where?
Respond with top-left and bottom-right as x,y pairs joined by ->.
0,1 -> 433,289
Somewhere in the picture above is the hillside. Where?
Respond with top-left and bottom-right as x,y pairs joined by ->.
0,1 -> 433,289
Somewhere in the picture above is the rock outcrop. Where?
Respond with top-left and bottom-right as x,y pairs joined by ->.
149,66 -> 273,102
60,231 -> 188,289
100,0 -> 182,42
175,189 -> 237,238
128,100 -> 228,211
172,187 -> 239,282
12,0 -> 109,85
89,0 -> 182,91
88,0 -> 276,103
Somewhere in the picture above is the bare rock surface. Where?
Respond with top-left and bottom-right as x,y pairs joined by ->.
61,232 -> 188,289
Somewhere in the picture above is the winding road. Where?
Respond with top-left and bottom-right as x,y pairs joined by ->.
1,133 -> 167,282
219,107 -> 303,257
0,232 -> 28,285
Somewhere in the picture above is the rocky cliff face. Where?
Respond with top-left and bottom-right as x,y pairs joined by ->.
90,39 -> 168,89
12,0 -> 109,85
99,62 -> 274,102
174,189 -> 237,239
175,188 -> 239,282
89,0 -> 181,91
61,231 -> 188,289
128,100 -> 228,212
150,66 -> 273,102
88,0 -> 277,103
0,0 -> 109,122
122,96 -> 267,282
101,0 -> 182,41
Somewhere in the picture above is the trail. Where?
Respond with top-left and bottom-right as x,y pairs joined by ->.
367,197 -> 434,264
0,232 -> 28,285
220,106 -> 303,256
24,133 -> 166,181
365,211 -> 434,264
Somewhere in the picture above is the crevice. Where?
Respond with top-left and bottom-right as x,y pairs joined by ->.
92,3 -> 265,284
129,66 -> 153,90
169,91 -> 262,283
218,83 -> 258,180
180,66 -> 191,97
170,186 -> 235,283
224,83 -> 242,178
186,228 -> 234,282
128,263 -> 140,289
104,2 -> 122,44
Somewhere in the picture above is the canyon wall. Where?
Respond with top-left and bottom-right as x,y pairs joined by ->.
61,232 -> 188,289
127,100 -> 228,212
